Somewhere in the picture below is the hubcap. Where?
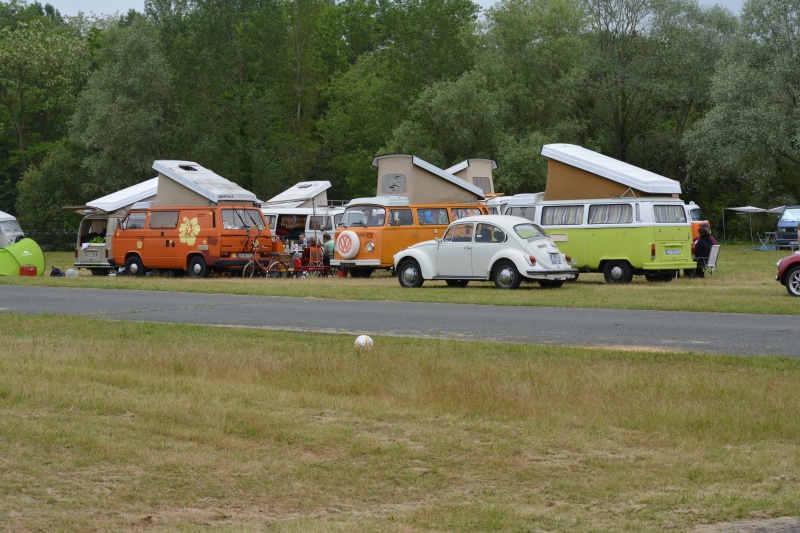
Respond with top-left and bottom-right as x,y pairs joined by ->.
129,262 -> 139,275
192,262 -> 202,276
497,267 -> 514,286
610,265 -> 623,280
401,266 -> 418,285
790,272 -> 800,295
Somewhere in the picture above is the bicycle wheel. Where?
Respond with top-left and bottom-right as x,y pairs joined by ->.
268,262 -> 287,278
242,262 -> 256,278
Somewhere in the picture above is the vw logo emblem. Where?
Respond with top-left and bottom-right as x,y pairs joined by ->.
338,234 -> 352,254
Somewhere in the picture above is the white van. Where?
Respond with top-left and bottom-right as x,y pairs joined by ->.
503,192 -> 695,283
261,205 -> 344,244
0,210 -> 25,248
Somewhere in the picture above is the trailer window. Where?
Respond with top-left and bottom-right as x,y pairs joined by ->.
149,211 -> 179,229
588,204 -> 632,225
541,205 -> 584,225
654,205 -> 687,224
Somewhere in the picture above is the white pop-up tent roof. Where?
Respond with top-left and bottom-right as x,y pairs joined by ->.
263,181 -> 332,209
540,144 -> 682,200
0,210 -> 17,222
152,160 -> 259,206
723,205 -> 786,244
86,178 -> 159,214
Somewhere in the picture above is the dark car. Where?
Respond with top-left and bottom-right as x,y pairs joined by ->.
776,252 -> 800,296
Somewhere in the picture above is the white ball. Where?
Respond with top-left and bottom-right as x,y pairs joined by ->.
354,334 -> 374,350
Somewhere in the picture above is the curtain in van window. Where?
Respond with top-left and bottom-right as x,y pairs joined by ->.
541,205 -> 584,225
588,204 -> 632,224
653,205 -> 687,223
452,207 -> 482,220
149,211 -> 179,229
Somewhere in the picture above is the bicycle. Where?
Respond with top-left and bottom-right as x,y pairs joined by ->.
241,227 -> 290,278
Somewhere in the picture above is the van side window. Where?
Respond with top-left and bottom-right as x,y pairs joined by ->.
588,204 -> 632,225
653,205 -> 687,224
418,208 -> 449,225
541,205 -> 584,225
309,215 -> 331,231
452,207 -> 481,220
506,206 -> 535,222
443,223 -> 473,243
149,211 -> 179,229
123,212 -> 146,230
389,209 -> 414,226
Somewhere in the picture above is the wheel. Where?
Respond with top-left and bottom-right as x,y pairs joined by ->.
603,261 -> 633,284
349,267 -> 373,278
242,262 -> 256,278
538,279 -> 564,289
785,265 -> 800,297
188,256 -> 208,278
493,260 -> 521,289
445,279 -> 469,288
90,268 -> 108,276
125,255 -> 145,276
645,272 -> 675,282
397,259 -> 424,288
269,262 -> 287,278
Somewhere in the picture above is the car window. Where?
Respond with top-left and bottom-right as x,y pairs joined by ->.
514,223 -> 548,239
418,208 -> 449,225
389,209 -> 414,226
653,205 -> 687,224
451,207 -> 482,220
475,223 -> 505,243
442,223 -> 473,243
122,212 -> 146,230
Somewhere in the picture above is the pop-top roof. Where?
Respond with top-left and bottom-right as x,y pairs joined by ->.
0,210 -> 16,222
264,181 -> 331,208
372,155 -> 485,198
540,144 -> 682,195
347,196 -> 411,207
445,158 -> 498,175
152,160 -> 258,204
86,178 -> 159,213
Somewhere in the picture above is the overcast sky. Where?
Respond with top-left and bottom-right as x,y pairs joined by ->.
51,0 -> 745,18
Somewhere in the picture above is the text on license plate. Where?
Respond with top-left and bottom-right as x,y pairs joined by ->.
665,249 -> 681,256
340,262 -> 356,267
85,251 -> 98,258
549,253 -> 561,264
238,253 -> 253,259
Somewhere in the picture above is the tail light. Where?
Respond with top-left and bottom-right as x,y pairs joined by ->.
529,255 -> 536,265
564,255 -> 571,263
651,243 -> 656,260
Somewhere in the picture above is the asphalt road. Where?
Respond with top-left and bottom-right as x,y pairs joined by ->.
0,285 -> 796,357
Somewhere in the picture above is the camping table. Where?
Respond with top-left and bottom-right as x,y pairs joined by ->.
758,231 -> 776,250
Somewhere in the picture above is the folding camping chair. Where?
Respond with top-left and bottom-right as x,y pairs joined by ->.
703,245 -> 721,277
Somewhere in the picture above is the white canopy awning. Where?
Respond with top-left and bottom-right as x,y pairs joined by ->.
723,206 -> 785,244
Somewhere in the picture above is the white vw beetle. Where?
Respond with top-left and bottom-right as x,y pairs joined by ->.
393,215 -> 578,289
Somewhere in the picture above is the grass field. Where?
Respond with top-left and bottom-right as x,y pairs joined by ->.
1,245 -> 798,531
1,315 -> 799,532
1,244 -> 798,315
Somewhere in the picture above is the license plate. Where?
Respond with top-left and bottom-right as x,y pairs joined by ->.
549,253 -> 561,264
340,262 -> 356,267
238,253 -> 253,259
85,251 -> 98,258
665,249 -> 681,256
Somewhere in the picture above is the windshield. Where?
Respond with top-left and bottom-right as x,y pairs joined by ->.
515,223 -> 548,240
221,208 -> 266,230
779,207 -> 800,223
340,206 -> 386,227
687,207 -> 704,221
0,220 -> 23,232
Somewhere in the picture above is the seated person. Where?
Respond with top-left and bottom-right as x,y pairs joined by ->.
300,237 -> 325,274
693,226 -> 714,277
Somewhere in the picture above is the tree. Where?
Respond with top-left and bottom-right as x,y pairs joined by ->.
685,0 -> 800,206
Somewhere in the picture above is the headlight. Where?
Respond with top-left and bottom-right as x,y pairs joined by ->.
365,242 -> 375,252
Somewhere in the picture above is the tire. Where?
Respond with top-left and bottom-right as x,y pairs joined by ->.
603,261 -> 633,284
125,255 -> 145,276
538,279 -> 564,289
269,262 -> 287,278
188,256 -> 208,278
786,265 -> 800,297
493,260 -> 521,290
90,269 -> 108,276
645,272 -> 675,282
397,259 -> 424,288
445,279 -> 469,288
242,262 -> 256,278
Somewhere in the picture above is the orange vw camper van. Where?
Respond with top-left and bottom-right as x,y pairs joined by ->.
331,196 -> 486,277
